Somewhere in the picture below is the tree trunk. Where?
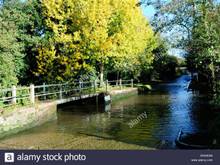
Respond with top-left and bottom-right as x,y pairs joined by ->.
116,71 -> 120,86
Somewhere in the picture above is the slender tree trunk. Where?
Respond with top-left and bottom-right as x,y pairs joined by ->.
117,71 -> 119,81
100,63 -> 104,87
116,71 -> 120,86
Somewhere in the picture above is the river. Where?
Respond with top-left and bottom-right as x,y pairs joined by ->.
0,75 -> 219,149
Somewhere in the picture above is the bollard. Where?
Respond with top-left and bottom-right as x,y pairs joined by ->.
120,79 -> 122,90
43,82 -> 46,100
30,84 -> 35,104
12,85 -> 16,104
131,79 -> 134,88
59,85 -> 62,99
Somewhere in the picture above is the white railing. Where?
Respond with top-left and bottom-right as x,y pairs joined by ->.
0,79 -> 134,108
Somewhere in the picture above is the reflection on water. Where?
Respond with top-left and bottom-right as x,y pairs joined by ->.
0,75 -> 219,149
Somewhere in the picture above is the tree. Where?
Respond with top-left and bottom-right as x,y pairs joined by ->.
141,0 -> 220,92
0,0 -> 46,86
186,3 -> 220,92
36,0 -> 94,83
0,20 -> 19,87
106,0 -> 157,81
0,0 -> 25,87
37,0 -> 157,84
20,0 -> 48,84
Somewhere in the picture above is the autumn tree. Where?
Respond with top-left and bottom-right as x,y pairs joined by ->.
37,0 -> 157,84
109,0 -> 157,81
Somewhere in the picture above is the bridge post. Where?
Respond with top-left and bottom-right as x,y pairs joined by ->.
59,85 -> 62,99
43,83 -> 46,100
106,80 -> 108,92
12,85 -> 16,104
30,84 -> 35,104
131,79 -> 133,88
120,79 -> 122,90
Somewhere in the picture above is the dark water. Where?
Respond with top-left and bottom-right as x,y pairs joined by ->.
1,75 -> 219,149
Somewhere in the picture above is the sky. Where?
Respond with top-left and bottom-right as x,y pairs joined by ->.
141,5 -> 186,58
142,0 -> 220,20
142,5 -> 156,20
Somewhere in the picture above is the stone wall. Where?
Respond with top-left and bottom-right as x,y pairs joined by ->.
0,102 -> 57,139
110,88 -> 138,101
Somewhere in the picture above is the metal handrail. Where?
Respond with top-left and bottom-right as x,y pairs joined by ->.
0,79 -> 133,108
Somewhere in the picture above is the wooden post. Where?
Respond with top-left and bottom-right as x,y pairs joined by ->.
12,85 -> 16,104
30,84 -> 35,104
120,79 -> 122,90
106,80 -> 108,92
59,85 -> 62,99
131,79 -> 134,88
43,82 -> 46,100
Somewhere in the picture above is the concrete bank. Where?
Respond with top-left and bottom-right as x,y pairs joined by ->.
0,102 -> 57,139
110,88 -> 138,101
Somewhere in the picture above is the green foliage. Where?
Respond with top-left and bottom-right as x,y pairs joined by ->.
138,37 -> 175,82
143,0 -> 220,91
0,0 -> 45,87
186,2 -> 220,92
16,88 -> 31,106
0,0 -> 25,87
19,0 -> 48,84
154,55 -> 179,80
137,84 -> 152,93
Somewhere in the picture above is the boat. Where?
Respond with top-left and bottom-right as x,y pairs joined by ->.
175,130 -> 216,149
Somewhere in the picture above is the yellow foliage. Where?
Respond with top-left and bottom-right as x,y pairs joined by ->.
36,0 -> 157,82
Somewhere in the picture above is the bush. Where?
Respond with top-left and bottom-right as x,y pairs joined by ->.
137,84 -> 152,93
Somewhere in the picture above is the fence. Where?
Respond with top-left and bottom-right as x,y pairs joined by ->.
0,79 -> 134,108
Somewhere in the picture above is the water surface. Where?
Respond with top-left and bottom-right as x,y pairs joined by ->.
0,75 -> 218,149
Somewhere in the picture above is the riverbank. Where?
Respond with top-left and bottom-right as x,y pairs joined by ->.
0,131 -> 149,150
0,102 -> 57,139
110,88 -> 138,101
